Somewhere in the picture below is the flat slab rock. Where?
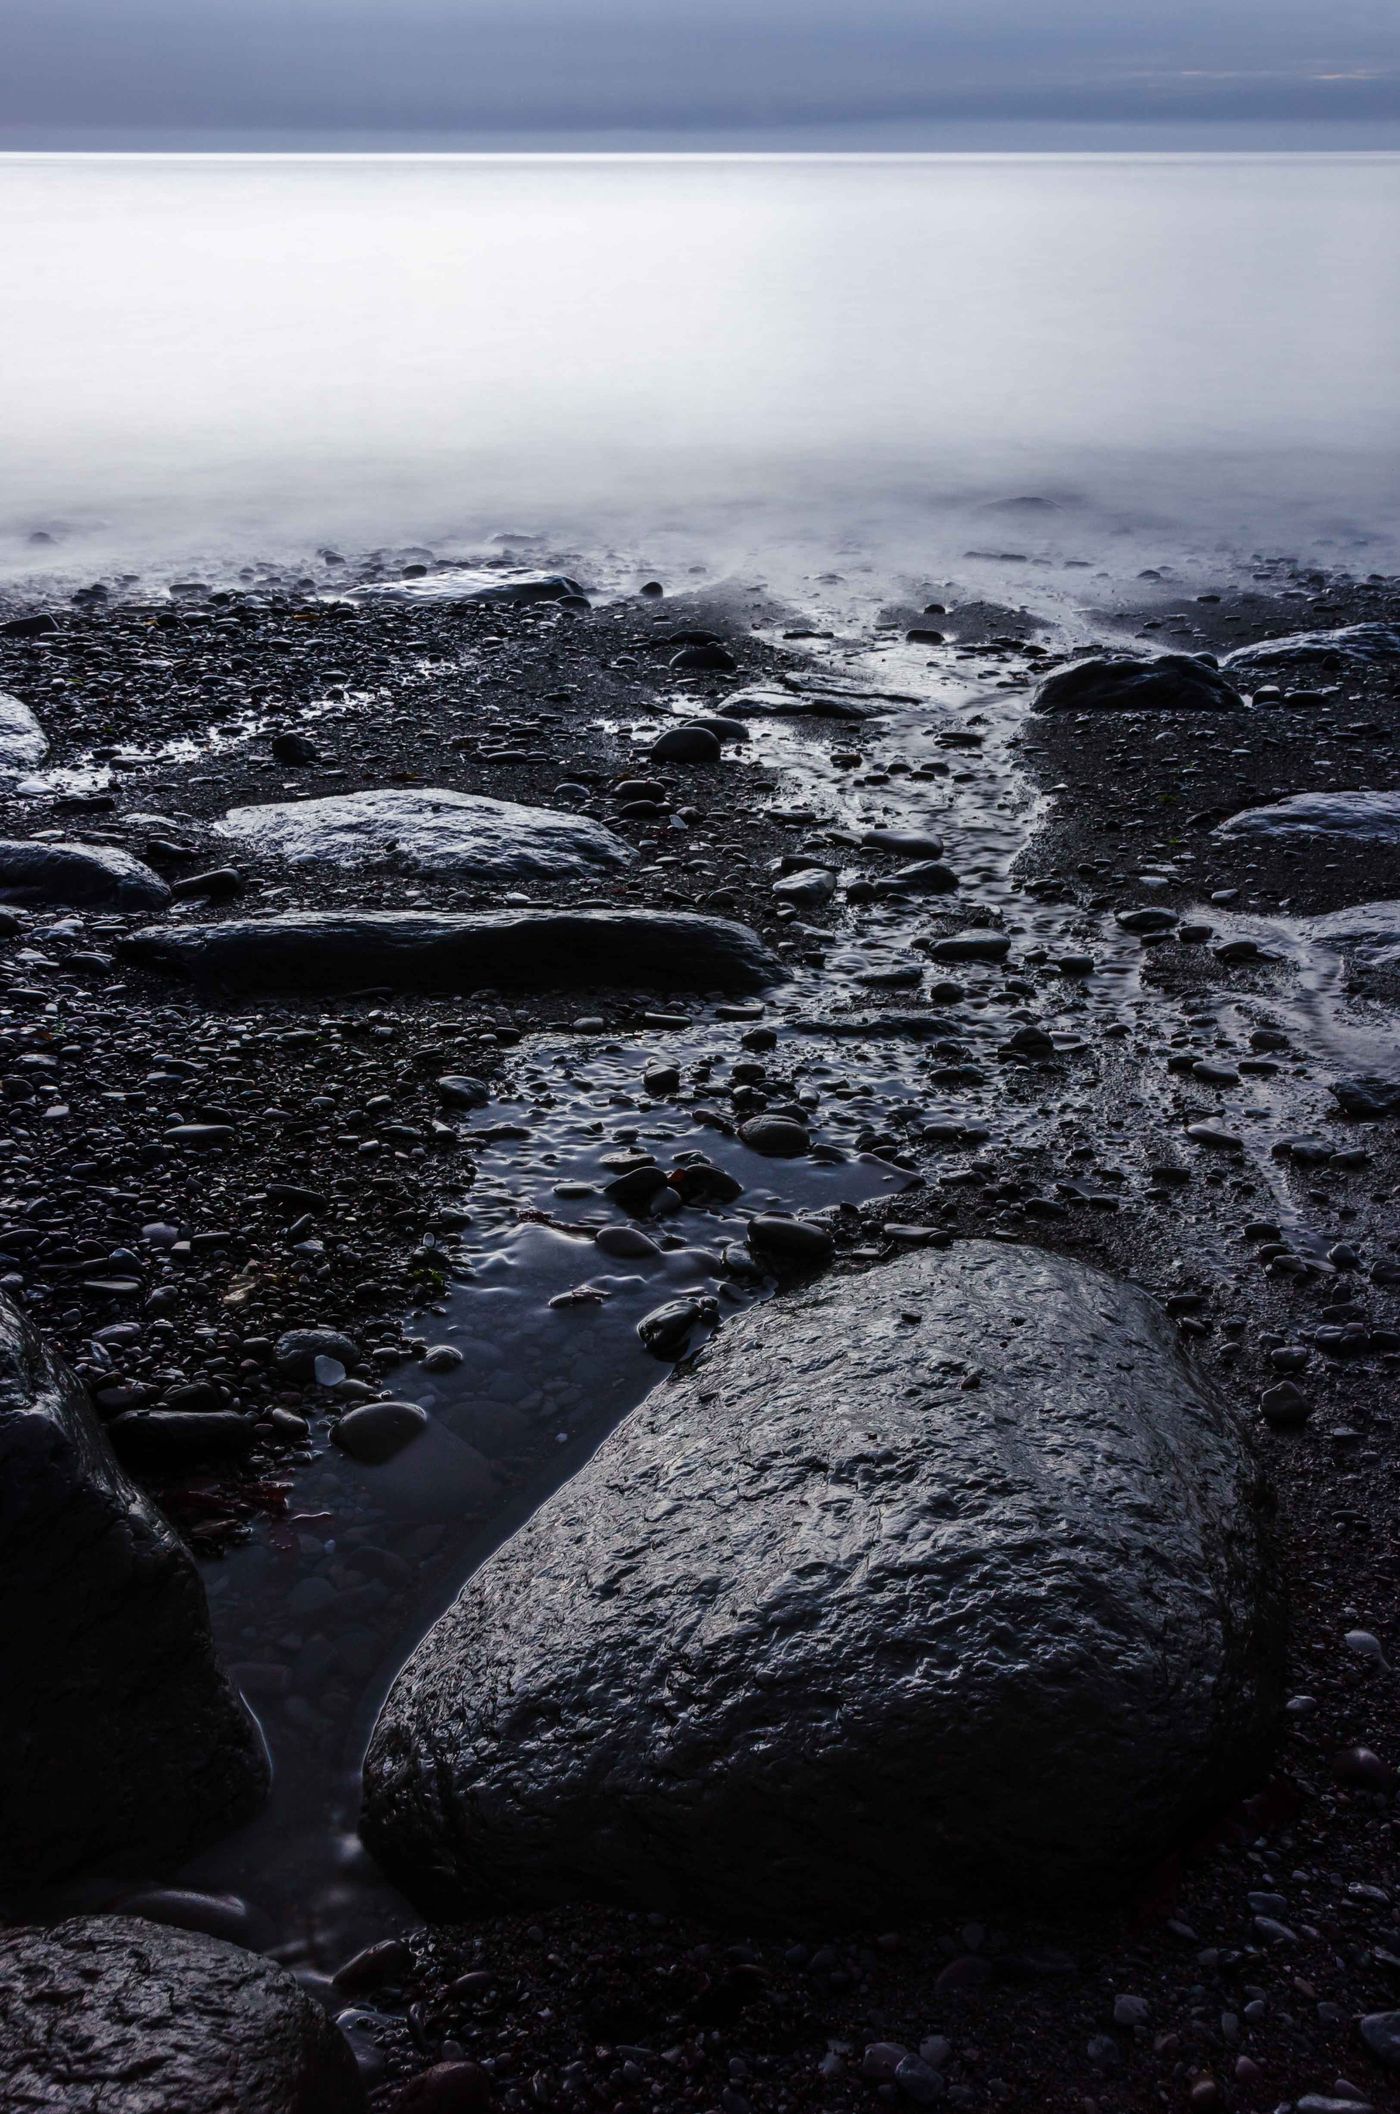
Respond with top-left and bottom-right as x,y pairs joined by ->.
1215,791 -> 1400,844
363,1242 -> 1280,1925
0,1916 -> 363,2114
0,839 -> 171,910
1034,654 -> 1243,712
0,1294 -> 267,1888
1224,622 -> 1400,671
0,692 -> 48,771
120,908 -> 786,995
216,787 -> 631,883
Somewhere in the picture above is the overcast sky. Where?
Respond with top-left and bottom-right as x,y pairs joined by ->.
5,0 -> 1399,150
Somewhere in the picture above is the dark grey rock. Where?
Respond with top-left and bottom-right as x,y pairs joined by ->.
861,828 -> 945,859
274,1327 -> 361,1379
651,725 -> 723,763
1214,791 -> 1400,845
0,840 -> 171,910
739,1114 -> 811,1158
746,1214 -> 835,1266
362,1243 -> 1279,1924
269,729 -> 320,764
119,909 -> 786,996
885,860 -> 959,895
0,692 -> 48,771
670,642 -> 737,673
333,1400 -> 428,1464
1360,2010 -> 1400,2070
0,1915 -> 364,2113
0,612 -> 59,639
1034,655 -> 1243,713
1223,623 -> 1400,672
1332,1075 -> 1400,1120
0,1295 -> 266,1889
635,1295 -> 718,1358
436,1074 -> 490,1109
216,788 -> 631,882
465,573 -> 583,605
928,931 -> 1010,963
721,688 -> 871,722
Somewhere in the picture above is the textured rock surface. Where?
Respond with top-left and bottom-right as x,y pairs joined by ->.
0,1295 -> 267,1888
120,908 -> 786,994
216,787 -> 631,882
0,840 -> 171,910
0,1916 -> 364,2114
0,692 -> 48,770
1215,791 -> 1400,844
363,1243 -> 1280,1924
1033,654 -> 1244,712
1223,622 -> 1400,671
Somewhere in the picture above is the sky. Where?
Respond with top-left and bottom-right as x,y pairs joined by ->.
4,0 -> 1400,151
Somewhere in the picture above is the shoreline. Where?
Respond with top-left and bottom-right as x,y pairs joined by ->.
1,545 -> 1397,2113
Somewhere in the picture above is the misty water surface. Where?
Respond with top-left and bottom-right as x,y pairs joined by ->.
2,151 -> 1399,574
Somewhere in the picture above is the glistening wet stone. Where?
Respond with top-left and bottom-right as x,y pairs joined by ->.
0,1916 -> 364,2114
119,908 -> 787,994
0,838 -> 172,910
361,1242 -> 1280,1924
0,1293 -> 266,1890
1214,790 -> 1400,845
0,692 -> 48,771
216,787 -> 632,882
1033,654 -> 1243,712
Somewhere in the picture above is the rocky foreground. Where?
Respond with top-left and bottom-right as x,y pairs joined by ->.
0,552 -> 1398,2112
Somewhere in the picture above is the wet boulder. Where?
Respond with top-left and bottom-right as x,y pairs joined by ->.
1214,791 -> 1400,845
0,1295 -> 266,1888
120,908 -> 786,996
1033,654 -> 1243,712
1223,622 -> 1400,673
0,1916 -> 364,2113
0,692 -> 48,771
362,1242 -> 1279,1925
216,788 -> 632,883
0,840 -> 171,910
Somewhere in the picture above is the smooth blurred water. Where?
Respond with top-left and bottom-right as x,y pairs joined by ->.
2,151 -> 1399,576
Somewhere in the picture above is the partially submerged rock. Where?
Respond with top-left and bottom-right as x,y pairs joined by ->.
363,1243 -> 1279,1924
216,787 -> 631,882
1214,791 -> 1400,845
0,1294 -> 266,1889
120,908 -> 787,995
721,688 -> 872,722
1034,655 -> 1243,712
0,692 -> 48,771
0,1915 -> 364,2113
0,839 -> 171,910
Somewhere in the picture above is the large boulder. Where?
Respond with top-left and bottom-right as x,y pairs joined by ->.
362,1243 -> 1280,1925
0,840 -> 171,910
1033,654 -> 1243,712
1214,791 -> 1400,845
216,787 -> 630,883
0,1295 -> 267,1889
120,908 -> 786,995
0,1916 -> 363,2113
0,692 -> 48,771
